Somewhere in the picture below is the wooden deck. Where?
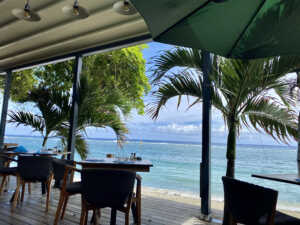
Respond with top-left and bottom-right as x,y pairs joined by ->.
0,178 -> 221,225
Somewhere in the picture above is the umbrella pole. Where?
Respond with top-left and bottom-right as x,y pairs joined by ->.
200,50 -> 212,221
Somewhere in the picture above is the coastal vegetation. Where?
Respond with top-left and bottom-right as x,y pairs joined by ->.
6,45 -> 150,158
148,48 -> 300,178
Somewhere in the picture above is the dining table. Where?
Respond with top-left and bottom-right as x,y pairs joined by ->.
77,158 -> 153,171
3,143 -> 18,150
77,157 -> 153,225
1,149 -> 69,157
252,173 -> 300,186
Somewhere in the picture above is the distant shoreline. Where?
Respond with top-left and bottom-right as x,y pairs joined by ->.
5,134 -> 297,148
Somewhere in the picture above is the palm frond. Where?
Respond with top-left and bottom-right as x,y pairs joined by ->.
147,71 -> 203,119
82,110 -> 128,145
150,48 -> 202,83
8,111 -> 45,134
267,55 -> 300,75
56,128 -> 89,159
17,87 -> 70,132
273,83 -> 296,107
74,132 -> 88,159
242,98 -> 297,143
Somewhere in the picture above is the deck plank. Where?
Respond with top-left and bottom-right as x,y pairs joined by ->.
0,178 -> 219,225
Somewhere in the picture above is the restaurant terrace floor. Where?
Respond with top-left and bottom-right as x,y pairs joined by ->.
0,177 -> 222,225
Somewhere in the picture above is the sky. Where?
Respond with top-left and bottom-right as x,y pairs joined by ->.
4,42 -> 298,146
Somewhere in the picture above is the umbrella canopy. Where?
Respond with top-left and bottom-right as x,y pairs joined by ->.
130,0 -> 300,59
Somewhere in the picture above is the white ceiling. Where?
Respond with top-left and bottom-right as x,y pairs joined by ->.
0,0 -> 150,72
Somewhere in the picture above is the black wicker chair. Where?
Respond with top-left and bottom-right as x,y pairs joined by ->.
52,158 -> 82,225
222,176 -> 300,225
12,155 -> 53,212
80,169 -> 136,225
0,155 -> 17,195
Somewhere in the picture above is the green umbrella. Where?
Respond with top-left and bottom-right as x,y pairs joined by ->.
131,0 -> 300,59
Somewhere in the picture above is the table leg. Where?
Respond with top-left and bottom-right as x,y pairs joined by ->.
110,208 -> 117,225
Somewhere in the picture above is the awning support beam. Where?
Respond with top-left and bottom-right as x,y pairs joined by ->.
200,50 -> 212,221
0,34 -> 151,74
0,70 -> 12,151
67,55 -> 82,160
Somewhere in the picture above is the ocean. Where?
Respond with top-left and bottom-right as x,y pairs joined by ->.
4,135 -> 300,211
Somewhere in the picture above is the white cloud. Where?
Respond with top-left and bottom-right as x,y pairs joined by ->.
157,123 -> 202,134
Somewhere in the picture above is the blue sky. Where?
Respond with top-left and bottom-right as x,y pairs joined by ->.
5,42 -> 297,146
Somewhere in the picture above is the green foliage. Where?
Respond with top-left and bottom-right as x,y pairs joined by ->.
83,45 -> 150,115
33,62 -> 74,91
149,47 -> 300,177
2,45 -> 150,115
0,64 -> 72,102
0,70 -> 36,102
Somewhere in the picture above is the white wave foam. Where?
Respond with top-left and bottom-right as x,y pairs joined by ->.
277,203 -> 300,212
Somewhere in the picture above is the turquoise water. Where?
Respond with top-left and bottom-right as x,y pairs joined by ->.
5,136 -> 300,210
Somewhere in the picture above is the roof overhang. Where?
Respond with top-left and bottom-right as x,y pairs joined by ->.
0,0 -> 151,73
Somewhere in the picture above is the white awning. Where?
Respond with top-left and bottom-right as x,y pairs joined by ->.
0,0 -> 150,72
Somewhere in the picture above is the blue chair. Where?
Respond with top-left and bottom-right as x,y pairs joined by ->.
13,145 -> 28,153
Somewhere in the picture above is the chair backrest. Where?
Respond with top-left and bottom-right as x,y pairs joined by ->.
52,158 -> 74,188
18,155 -> 53,182
81,169 -> 136,209
222,176 -> 278,225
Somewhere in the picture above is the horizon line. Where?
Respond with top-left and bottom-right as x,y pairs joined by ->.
4,134 -> 297,148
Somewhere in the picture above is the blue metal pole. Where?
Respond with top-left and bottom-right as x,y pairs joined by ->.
200,50 -> 212,220
297,112 -> 300,172
0,70 -> 12,151
67,55 -> 82,160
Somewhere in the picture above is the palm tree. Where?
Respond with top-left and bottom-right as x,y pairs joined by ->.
8,75 -> 128,159
76,74 -> 127,145
8,87 -> 69,148
148,48 -> 300,178
61,74 -> 128,158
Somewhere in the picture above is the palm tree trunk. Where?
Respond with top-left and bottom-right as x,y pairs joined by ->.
42,135 -> 48,148
223,121 -> 237,225
226,122 -> 236,178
